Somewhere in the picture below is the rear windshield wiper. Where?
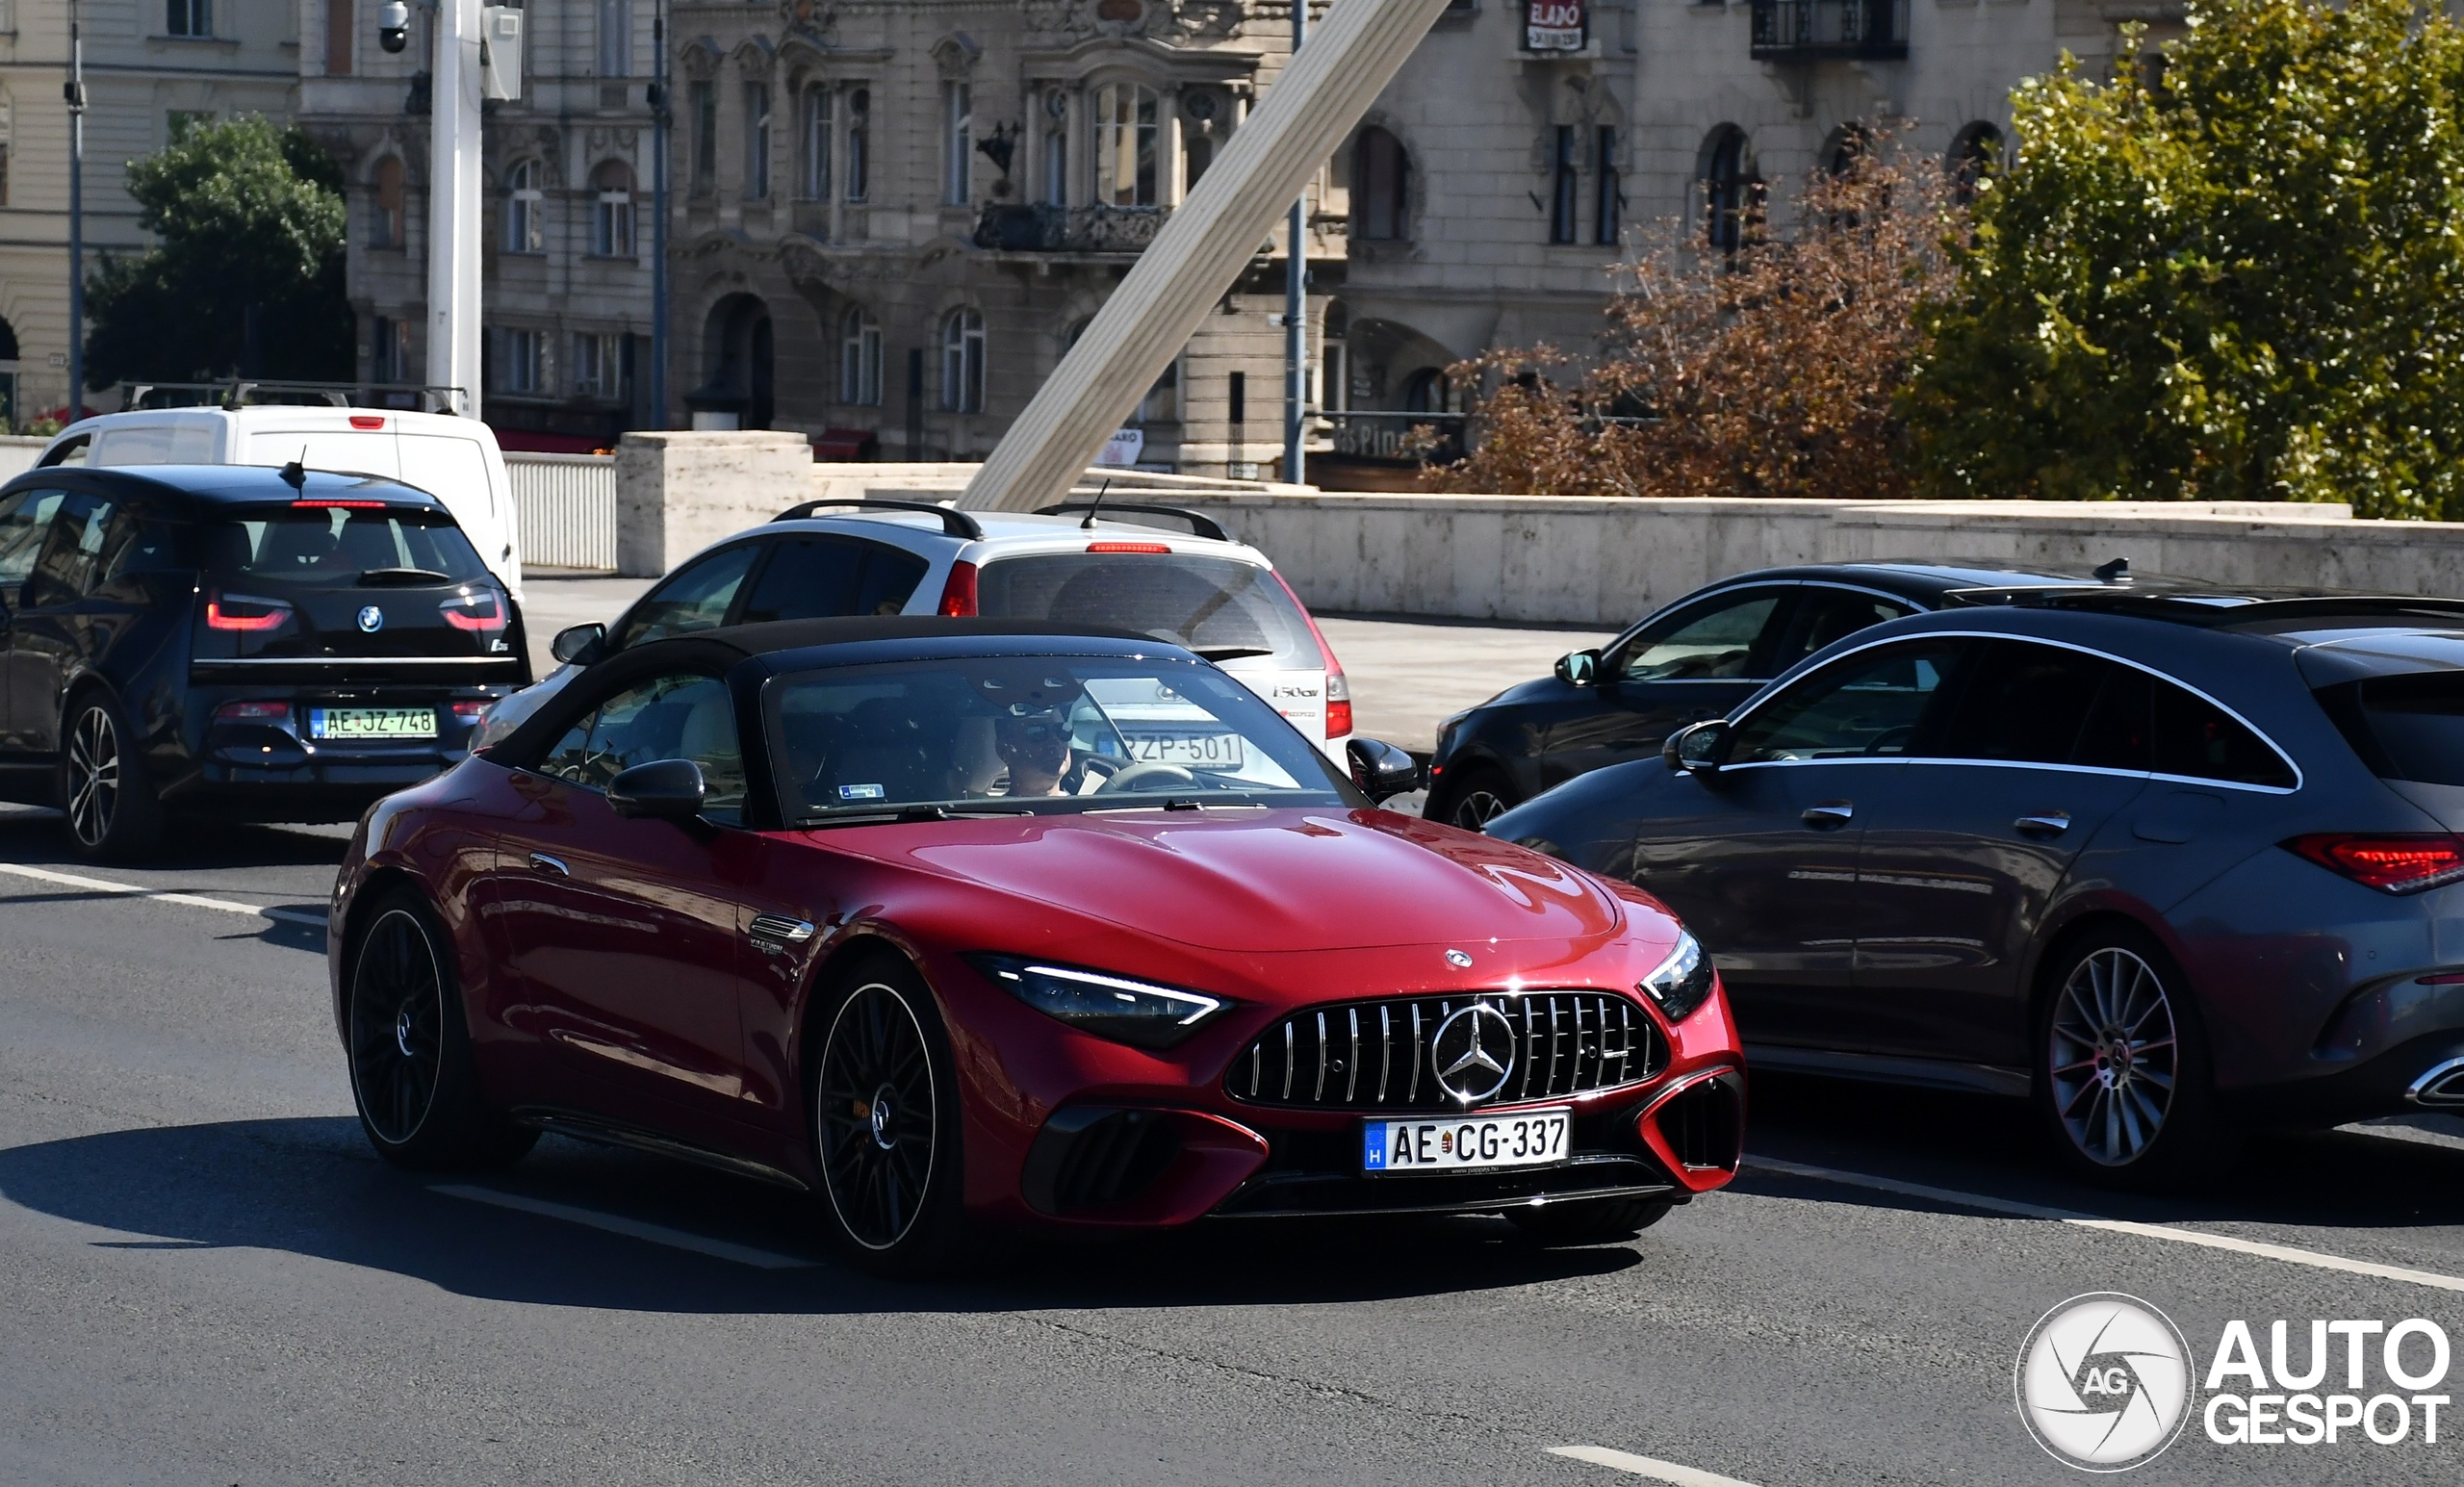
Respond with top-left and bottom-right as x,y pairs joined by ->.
1190,645 -> 1273,661
357,567 -> 452,587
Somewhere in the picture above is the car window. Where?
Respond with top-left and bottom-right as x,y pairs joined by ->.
250,431 -> 400,480
197,506 -> 489,585
2152,677 -> 2295,787
611,544 -> 759,650
737,536 -> 929,624
1615,588 -> 1786,682
1764,587 -> 1915,674
973,553 -> 1324,668
1935,640 -> 2118,765
396,436 -> 495,519
0,489 -> 64,591
1729,637 -> 1971,763
98,510 -> 182,581
38,434 -> 90,468
2318,672 -> 2464,788
535,673 -> 746,825
25,493 -> 113,607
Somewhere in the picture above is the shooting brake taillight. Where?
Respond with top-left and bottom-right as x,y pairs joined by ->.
439,590 -> 507,632
1088,541 -> 1171,553
2284,833 -> 2464,895
937,559 -> 979,616
213,701 -> 291,724
205,593 -> 293,631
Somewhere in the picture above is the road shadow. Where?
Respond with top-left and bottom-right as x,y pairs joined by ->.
0,1116 -> 1643,1317
1740,1068 -> 2464,1240
0,806 -> 351,873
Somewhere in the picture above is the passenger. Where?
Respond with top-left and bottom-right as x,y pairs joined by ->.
993,703 -> 1078,797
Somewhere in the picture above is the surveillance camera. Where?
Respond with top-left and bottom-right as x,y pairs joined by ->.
377,0 -> 410,53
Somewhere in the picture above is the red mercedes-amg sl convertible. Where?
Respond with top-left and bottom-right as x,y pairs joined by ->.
329,618 -> 1744,1272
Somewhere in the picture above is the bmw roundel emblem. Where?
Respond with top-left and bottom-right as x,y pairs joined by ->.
1445,948 -> 1474,969
356,605 -> 384,633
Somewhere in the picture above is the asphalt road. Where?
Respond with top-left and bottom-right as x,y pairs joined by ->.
8,796 -> 2464,1486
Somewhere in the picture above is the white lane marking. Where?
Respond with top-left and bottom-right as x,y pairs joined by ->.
0,860 -> 327,928
430,1184 -> 817,1270
1749,1156 -> 2464,1295
1548,1445 -> 1761,1487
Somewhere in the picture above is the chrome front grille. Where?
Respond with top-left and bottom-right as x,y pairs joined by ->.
1226,991 -> 1665,1111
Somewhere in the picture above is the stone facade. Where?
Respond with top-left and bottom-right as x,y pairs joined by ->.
0,0 -> 299,423
300,0 -> 661,448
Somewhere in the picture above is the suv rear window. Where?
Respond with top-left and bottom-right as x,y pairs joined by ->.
200,507 -> 490,585
2317,673 -> 2464,787
974,553 -> 1324,668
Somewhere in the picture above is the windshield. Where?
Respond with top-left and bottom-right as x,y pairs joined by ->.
202,506 -> 490,586
766,655 -> 1348,822
973,553 -> 1324,667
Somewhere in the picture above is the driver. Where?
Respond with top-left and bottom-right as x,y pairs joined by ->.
993,703 -> 1079,797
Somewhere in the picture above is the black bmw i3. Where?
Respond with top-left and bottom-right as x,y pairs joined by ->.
0,463 -> 526,859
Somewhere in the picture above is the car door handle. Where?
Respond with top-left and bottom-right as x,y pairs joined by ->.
1801,802 -> 1854,830
527,852 -> 569,876
2015,812 -> 2072,838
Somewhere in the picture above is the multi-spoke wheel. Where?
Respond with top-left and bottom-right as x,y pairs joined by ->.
60,693 -> 159,861
1438,768 -> 1518,831
2034,930 -> 2228,1188
811,957 -> 963,1274
345,892 -> 534,1170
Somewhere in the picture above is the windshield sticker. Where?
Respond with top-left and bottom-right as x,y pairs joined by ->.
837,783 -> 886,801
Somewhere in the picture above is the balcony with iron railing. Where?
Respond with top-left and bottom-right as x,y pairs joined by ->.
973,203 -> 1171,255
1748,0 -> 1909,61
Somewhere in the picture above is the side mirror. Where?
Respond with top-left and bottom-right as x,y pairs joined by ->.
1663,719 -> 1732,777
608,757 -> 707,822
1347,737 -> 1422,803
551,622 -> 605,666
1554,649 -> 1600,687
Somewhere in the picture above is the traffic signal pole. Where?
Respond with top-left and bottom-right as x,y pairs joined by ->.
428,0 -> 483,416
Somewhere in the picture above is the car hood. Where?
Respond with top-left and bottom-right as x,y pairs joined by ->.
805,808 -> 1627,953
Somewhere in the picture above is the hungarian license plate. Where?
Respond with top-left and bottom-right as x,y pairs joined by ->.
1126,731 -> 1245,768
309,706 -> 436,740
1362,1107 -> 1571,1175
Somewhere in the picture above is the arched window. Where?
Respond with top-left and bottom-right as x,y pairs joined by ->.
590,161 -> 634,256
372,156 -> 405,247
1352,127 -> 1408,242
839,305 -> 882,406
943,80 -> 972,205
1948,121 -> 2002,206
1402,367 -> 1453,414
743,81 -> 772,200
1041,88 -> 1069,207
801,85 -> 833,201
1823,123 -> 1871,178
1700,126 -> 1759,254
845,87 -> 870,202
939,308 -> 986,413
1091,82 -> 1158,208
505,159 -> 545,253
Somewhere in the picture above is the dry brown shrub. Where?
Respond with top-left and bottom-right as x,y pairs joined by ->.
1425,139 -> 1962,500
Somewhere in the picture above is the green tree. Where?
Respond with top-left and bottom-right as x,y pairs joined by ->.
84,115 -> 351,391
1906,0 -> 2464,517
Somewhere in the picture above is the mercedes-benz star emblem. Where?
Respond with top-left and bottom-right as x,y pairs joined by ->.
1445,948 -> 1474,969
356,604 -> 385,633
1430,1003 -> 1516,1104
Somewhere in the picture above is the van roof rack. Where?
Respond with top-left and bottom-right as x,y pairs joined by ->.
770,497 -> 986,541
1035,500 -> 1230,543
115,379 -> 466,414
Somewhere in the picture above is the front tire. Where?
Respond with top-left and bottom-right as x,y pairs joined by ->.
346,891 -> 534,1170
1433,766 -> 1519,831
2033,928 -> 2232,1189
60,692 -> 160,862
1507,1195 -> 1671,1245
809,953 -> 966,1277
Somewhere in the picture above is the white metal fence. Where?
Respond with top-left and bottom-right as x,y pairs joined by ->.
506,452 -> 617,572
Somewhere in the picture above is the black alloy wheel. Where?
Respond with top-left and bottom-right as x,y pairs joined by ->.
2034,928 -> 2229,1188
60,693 -> 159,861
812,957 -> 964,1274
346,893 -> 535,1169
1441,768 -> 1518,831
1506,1194 -> 1672,1245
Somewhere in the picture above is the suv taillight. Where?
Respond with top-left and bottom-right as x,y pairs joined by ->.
2285,833 -> 2464,894
1325,670 -> 1352,740
937,560 -> 979,616
439,589 -> 507,632
205,592 -> 293,631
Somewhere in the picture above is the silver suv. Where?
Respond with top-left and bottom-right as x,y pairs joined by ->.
478,499 -> 1353,759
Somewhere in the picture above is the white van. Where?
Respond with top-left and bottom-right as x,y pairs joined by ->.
38,406 -> 524,602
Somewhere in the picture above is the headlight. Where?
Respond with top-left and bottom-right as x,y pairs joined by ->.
965,954 -> 1226,1050
1638,931 -> 1717,1024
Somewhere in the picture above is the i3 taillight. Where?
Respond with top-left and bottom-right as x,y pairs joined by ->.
2285,833 -> 2464,895
205,592 -> 293,631
937,559 -> 979,616
439,589 -> 507,632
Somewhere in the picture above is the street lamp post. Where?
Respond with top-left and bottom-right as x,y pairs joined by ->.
1281,0 -> 1306,485
64,0 -> 86,423
650,0 -> 669,429
426,0 -> 482,416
